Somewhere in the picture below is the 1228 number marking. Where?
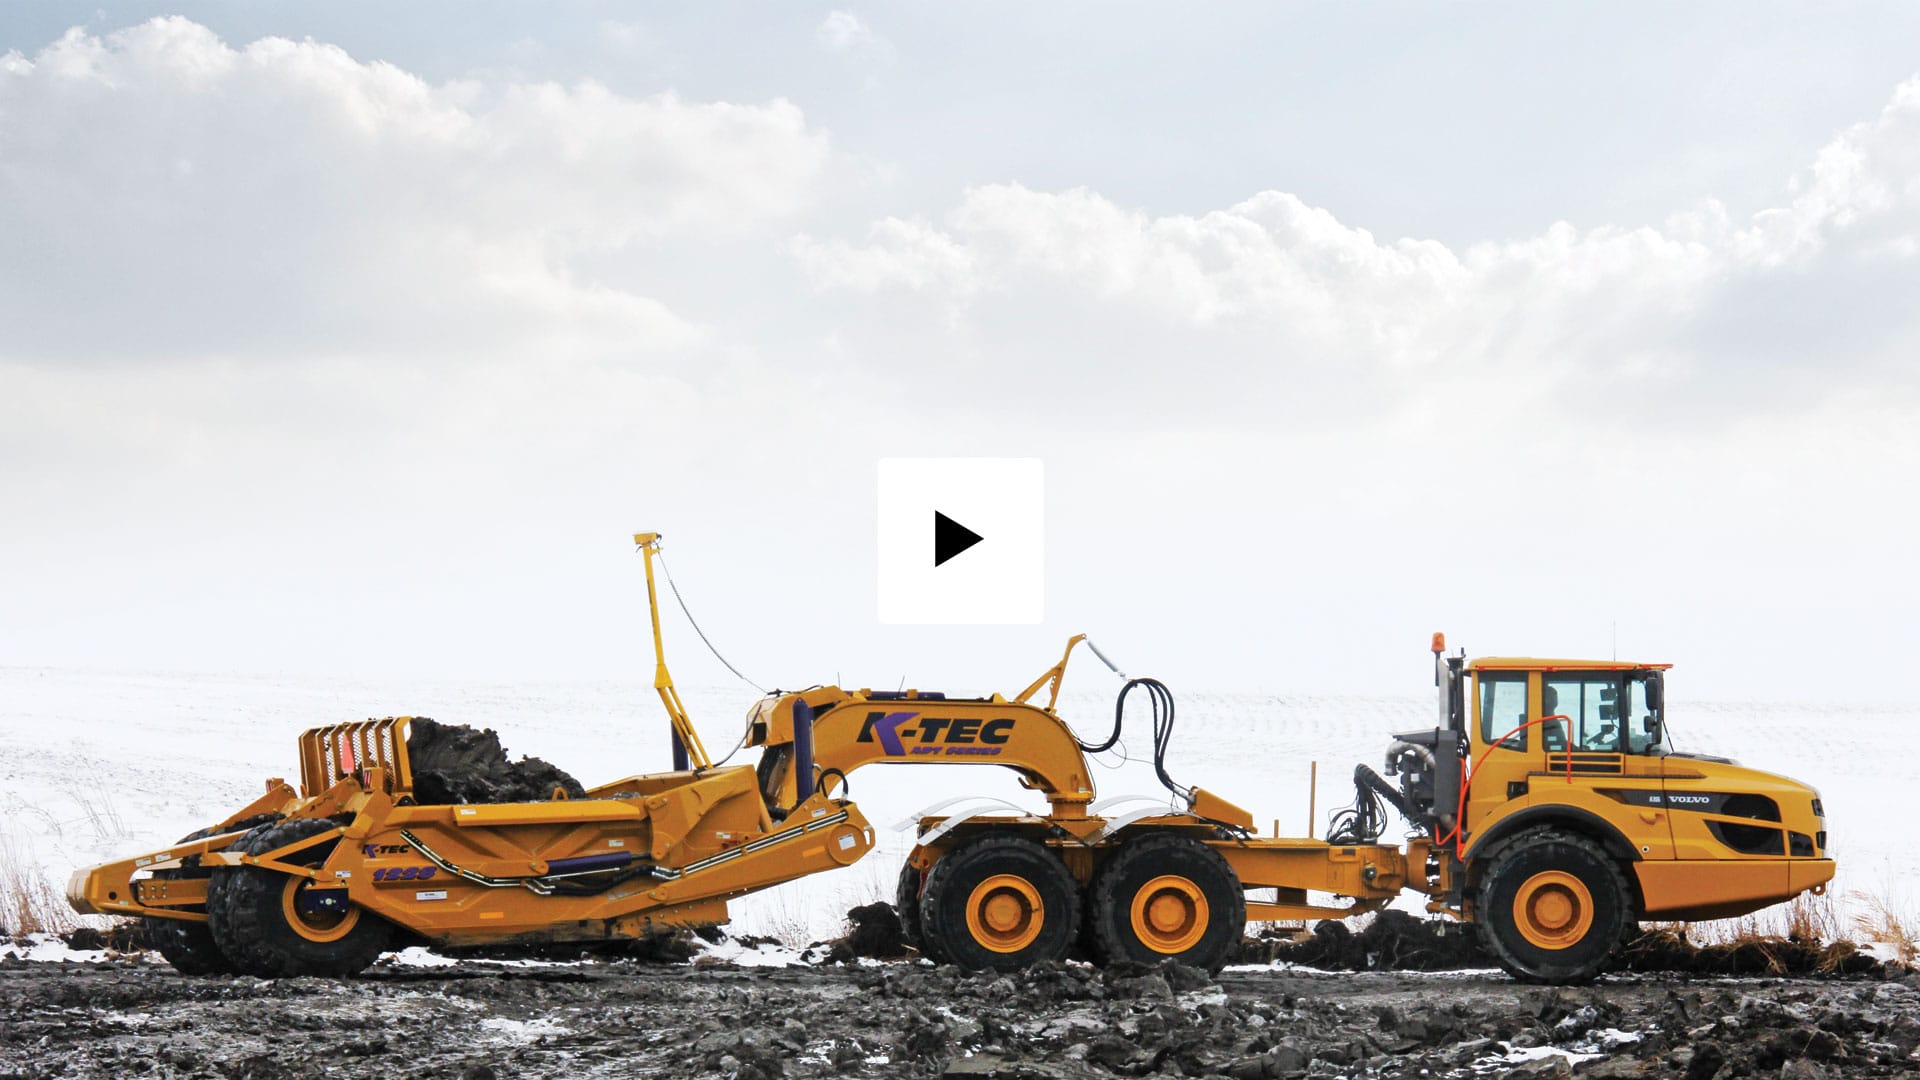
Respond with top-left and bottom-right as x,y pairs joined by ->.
372,866 -> 438,882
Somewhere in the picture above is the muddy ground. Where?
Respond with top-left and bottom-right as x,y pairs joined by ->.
3,952 -> 1917,1080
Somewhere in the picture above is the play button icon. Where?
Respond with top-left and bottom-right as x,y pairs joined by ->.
877,458 -> 1044,624
933,511 -> 984,567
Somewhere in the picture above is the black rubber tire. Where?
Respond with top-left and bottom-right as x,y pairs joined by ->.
146,913 -> 233,975
144,826 -> 238,975
907,854 -> 955,965
1088,831 -> 1245,973
145,815 -> 285,975
895,856 -> 926,956
208,818 -> 391,978
918,835 -> 1078,971
206,821 -> 291,976
1474,827 -> 1635,985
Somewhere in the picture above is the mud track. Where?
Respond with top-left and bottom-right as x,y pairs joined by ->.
4,958 -> 1918,1079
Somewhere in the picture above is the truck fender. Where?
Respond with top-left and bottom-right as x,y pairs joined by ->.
1464,806 -> 1643,870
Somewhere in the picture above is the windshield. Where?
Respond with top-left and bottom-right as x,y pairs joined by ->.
1538,670 -> 1665,754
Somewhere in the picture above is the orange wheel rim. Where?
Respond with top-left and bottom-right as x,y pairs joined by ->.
1512,870 -> 1593,950
964,873 -> 1044,953
280,878 -> 360,943
1129,875 -> 1209,954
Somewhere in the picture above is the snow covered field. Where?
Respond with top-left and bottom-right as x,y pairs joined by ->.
1,664 -> 1909,944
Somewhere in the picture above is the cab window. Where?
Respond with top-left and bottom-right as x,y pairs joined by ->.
1624,673 -> 1664,754
1542,674 -> 1625,752
1478,673 -> 1529,750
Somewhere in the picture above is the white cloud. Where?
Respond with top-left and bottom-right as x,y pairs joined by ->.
597,20 -> 651,55
791,216 -> 976,295
2,17 -> 1918,701
792,76 -> 1920,418
0,18 -> 832,365
815,11 -> 893,64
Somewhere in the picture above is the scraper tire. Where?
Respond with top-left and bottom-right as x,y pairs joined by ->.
145,826 -> 241,976
207,821 -> 298,976
209,818 -> 391,977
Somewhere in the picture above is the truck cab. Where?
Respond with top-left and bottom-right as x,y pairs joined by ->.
1447,653 -> 1834,979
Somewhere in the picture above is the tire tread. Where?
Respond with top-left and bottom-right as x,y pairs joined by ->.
918,834 -> 1077,970
208,818 -> 390,977
1474,827 -> 1635,985
894,856 -> 925,954
1088,831 -> 1245,972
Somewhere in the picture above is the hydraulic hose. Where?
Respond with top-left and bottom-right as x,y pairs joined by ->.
1326,763 -> 1411,845
1079,677 -> 1191,802
1074,686 -> 1127,754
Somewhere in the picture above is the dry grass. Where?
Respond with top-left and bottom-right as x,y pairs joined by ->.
1629,889 -> 1916,975
69,778 -> 129,848
0,768 -> 129,940
1784,889 -> 1842,942
0,834 -> 79,937
735,883 -> 820,949
1660,888 -> 1842,947
1673,888 -> 1917,970
0,759 -> 132,851
739,849 -> 899,949
830,851 -> 894,915
1849,892 -> 1918,967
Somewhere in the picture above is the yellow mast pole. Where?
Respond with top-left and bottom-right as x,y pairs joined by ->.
634,533 -> 711,771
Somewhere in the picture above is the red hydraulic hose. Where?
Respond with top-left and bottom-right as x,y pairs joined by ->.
1434,714 -> 1574,859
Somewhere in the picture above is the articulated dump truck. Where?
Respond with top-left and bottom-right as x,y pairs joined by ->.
70,534 -> 1834,984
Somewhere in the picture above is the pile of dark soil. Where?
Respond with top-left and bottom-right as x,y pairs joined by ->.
816,902 -> 913,963
404,718 -> 587,805
431,928 -> 705,965
1237,913 -> 1902,980
1618,928 -> 1883,978
59,924 -> 149,953
1237,910 -> 1487,971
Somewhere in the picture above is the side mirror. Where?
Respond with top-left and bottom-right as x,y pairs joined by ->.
1644,672 -> 1664,713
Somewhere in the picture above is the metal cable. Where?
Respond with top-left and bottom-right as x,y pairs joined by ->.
1084,637 -> 1128,679
655,550 -> 768,694
1069,637 -> 1135,769
1086,736 -> 1133,770
709,725 -> 753,769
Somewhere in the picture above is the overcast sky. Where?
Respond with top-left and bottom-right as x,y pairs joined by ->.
3,5 -> 1919,706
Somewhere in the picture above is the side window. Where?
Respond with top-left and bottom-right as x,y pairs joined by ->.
1623,675 -> 1663,754
1479,673 -> 1529,750
1543,674 -> 1624,753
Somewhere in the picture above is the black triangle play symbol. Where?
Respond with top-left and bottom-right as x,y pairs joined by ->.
933,511 -> 984,567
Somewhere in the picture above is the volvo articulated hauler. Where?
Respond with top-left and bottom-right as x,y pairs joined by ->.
69,534 -> 1834,983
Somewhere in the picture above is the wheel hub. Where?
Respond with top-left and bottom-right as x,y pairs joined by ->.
1512,870 -> 1593,950
280,877 -> 361,943
965,874 -> 1044,953
1129,875 -> 1209,954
